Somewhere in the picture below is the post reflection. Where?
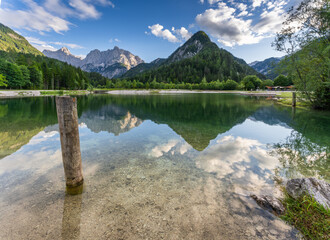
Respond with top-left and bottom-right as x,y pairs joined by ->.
61,185 -> 84,240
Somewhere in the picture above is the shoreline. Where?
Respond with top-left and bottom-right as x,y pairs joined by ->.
0,89 -> 285,98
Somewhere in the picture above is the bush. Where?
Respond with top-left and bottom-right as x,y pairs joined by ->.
224,79 -> 238,90
242,75 -> 262,90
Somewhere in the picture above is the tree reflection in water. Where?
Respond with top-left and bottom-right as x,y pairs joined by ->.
272,130 -> 329,181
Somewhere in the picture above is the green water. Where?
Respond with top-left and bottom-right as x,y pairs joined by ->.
0,94 -> 329,239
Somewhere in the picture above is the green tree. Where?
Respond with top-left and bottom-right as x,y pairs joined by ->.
6,62 -> 24,89
224,79 -> 238,90
19,65 -> 31,88
274,74 -> 291,86
28,65 -> 43,89
242,75 -> 262,90
0,74 -> 7,87
273,0 -> 330,109
261,79 -> 274,89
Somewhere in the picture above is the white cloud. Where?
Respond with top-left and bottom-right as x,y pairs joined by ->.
148,24 -> 179,43
196,2 -> 263,47
51,42 -> 84,49
0,0 -> 114,34
0,0 -> 71,34
25,37 -> 56,51
237,3 -> 247,11
208,0 -> 220,4
172,27 -> 193,41
25,37 -> 83,52
91,0 -> 115,7
148,24 -> 193,43
69,0 -> 100,19
109,38 -> 121,43
195,1 -> 291,47
44,0 -> 74,18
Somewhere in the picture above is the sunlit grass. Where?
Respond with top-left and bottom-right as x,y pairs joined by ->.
281,192 -> 330,240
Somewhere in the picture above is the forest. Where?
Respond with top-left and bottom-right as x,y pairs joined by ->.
0,50 -> 108,90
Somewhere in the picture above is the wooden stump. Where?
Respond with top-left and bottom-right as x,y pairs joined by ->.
56,96 -> 84,187
292,92 -> 296,107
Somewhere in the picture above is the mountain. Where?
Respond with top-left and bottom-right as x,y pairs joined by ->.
43,46 -> 144,79
166,31 -> 211,63
122,31 -> 265,82
43,47 -> 83,66
0,23 -> 42,56
249,57 -> 282,79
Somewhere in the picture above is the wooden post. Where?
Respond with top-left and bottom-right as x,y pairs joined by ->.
56,96 -> 83,188
292,92 -> 296,107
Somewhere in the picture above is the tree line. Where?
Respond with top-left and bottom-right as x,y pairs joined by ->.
98,75 -> 280,90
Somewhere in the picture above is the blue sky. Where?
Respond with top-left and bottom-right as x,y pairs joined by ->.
0,0 -> 302,63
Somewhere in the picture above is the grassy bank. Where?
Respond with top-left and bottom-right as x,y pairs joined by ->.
40,90 -> 89,96
281,192 -> 330,240
276,92 -> 310,109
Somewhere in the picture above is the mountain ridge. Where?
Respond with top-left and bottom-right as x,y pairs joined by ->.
43,46 -> 144,79
0,23 -> 43,56
249,57 -> 282,79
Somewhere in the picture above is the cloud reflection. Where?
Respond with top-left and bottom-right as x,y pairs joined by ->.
196,135 -> 279,194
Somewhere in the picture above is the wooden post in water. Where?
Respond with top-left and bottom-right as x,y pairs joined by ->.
292,92 -> 296,107
56,96 -> 84,188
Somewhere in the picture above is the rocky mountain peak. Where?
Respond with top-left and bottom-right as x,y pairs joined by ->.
166,31 -> 213,63
60,47 -> 70,55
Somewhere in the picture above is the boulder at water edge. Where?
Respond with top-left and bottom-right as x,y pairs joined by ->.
286,178 -> 330,209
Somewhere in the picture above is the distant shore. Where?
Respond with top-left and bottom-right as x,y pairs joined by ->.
0,89 -> 286,98
105,89 -> 281,96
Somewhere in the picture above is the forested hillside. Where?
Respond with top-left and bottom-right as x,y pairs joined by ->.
0,51 -> 107,89
0,23 -> 42,56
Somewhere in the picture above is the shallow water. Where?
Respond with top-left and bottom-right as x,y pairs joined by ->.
0,94 -> 329,239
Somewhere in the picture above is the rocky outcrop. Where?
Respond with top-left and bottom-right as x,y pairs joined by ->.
166,31 -> 210,64
251,194 -> 285,215
286,178 -> 330,209
43,47 -> 83,66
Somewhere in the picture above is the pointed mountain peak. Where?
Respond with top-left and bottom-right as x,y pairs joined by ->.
59,47 -> 71,55
188,31 -> 211,44
166,31 -> 214,64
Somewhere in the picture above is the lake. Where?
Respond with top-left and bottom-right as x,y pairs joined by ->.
0,93 -> 329,239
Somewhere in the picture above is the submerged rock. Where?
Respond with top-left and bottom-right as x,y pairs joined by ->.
251,194 -> 285,215
286,178 -> 330,209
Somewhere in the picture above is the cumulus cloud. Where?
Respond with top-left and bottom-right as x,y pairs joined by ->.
196,1 -> 291,47
172,27 -> 193,41
0,0 -> 114,34
148,24 -> 179,43
148,24 -> 193,43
